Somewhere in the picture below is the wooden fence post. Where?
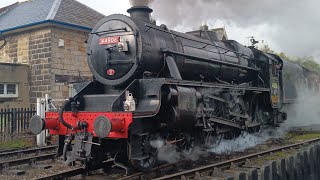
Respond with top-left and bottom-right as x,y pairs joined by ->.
0,107 -> 36,142
11,108 -> 16,135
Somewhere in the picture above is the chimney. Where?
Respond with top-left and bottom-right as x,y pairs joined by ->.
127,6 -> 153,22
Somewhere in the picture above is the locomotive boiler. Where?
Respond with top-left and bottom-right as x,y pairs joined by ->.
88,6 -> 257,86
30,5 -> 302,171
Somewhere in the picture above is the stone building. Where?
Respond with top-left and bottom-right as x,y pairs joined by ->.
0,0 -> 104,106
0,63 -> 30,108
211,27 -> 228,41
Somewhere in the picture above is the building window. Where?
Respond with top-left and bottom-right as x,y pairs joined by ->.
0,83 -> 18,98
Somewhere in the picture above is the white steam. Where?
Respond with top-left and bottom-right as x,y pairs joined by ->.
210,87 -> 320,154
130,0 -> 154,6
151,139 -> 209,163
149,0 -> 320,60
284,89 -> 320,127
210,128 -> 285,154
150,86 -> 320,162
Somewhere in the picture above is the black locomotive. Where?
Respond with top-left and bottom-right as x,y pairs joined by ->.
30,5 -> 313,171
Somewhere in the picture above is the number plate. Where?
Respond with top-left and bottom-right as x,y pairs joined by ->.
99,36 -> 120,45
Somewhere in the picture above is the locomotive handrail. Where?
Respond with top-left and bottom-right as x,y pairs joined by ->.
91,27 -> 128,35
162,49 -> 259,72
182,44 -> 242,61
107,59 -> 136,65
146,24 -> 254,60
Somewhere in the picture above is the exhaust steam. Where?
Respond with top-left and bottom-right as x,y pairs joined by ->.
129,0 -> 154,6
151,88 -> 320,163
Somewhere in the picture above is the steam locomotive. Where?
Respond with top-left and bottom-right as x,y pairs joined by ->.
30,5 -> 316,171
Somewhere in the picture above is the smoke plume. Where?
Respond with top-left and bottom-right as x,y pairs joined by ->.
149,0 -> 320,60
129,0 -> 153,6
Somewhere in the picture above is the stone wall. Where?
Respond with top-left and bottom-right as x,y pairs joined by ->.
0,63 -> 30,109
0,31 -> 32,64
0,26 -> 92,107
50,27 -> 92,100
29,28 -> 52,105
0,28 -> 52,106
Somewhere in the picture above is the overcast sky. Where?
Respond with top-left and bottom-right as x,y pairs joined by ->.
0,0 -> 319,62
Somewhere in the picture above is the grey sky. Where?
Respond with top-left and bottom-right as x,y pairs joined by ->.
150,0 -> 320,62
0,0 -> 319,62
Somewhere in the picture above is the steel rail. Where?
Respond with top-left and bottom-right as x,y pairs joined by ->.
0,153 -> 57,170
154,138 -> 320,180
118,160 -> 186,180
0,145 -> 57,158
33,160 -> 114,180
33,167 -> 85,180
0,147 -> 28,154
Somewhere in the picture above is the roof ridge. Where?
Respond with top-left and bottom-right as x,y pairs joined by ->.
0,2 -> 19,17
46,0 -> 61,20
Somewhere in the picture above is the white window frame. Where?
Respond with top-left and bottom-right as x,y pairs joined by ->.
0,83 -> 19,98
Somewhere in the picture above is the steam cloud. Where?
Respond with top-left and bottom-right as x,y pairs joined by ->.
210,128 -> 286,154
149,0 -> 320,60
284,89 -> 320,128
129,0 -> 153,6
209,88 -> 320,154
152,88 -> 320,161
152,128 -> 286,163
150,139 -> 209,163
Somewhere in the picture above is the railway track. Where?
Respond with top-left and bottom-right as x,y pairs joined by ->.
119,138 -> 320,180
0,145 -> 58,172
0,145 -> 57,159
33,160 -> 114,180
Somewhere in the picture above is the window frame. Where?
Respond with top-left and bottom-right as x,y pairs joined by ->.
0,83 -> 19,98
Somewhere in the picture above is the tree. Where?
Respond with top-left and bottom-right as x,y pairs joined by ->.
277,52 -> 290,61
260,44 -> 274,54
295,56 -> 320,72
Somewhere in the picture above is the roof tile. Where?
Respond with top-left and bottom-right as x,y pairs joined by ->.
0,0 -> 105,32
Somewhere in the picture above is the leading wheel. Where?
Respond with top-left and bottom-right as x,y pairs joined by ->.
131,151 -> 157,172
130,134 -> 158,171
